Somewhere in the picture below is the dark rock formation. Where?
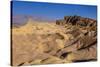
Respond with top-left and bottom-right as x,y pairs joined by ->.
56,15 -> 97,28
12,15 -> 97,66
55,15 -> 97,62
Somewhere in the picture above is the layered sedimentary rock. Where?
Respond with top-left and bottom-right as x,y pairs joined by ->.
12,16 -> 97,66
56,15 -> 97,62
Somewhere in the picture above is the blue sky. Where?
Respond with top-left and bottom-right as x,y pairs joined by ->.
12,1 -> 97,21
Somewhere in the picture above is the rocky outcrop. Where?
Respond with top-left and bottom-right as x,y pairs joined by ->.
56,15 -> 97,62
12,16 -> 97,66
56,15 -> 97,28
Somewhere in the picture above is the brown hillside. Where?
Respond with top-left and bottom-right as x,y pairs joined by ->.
12,16 -> 97,66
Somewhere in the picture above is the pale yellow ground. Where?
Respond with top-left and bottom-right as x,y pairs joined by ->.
12,19 -> 74,66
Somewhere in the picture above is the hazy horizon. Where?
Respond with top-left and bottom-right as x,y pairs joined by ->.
12,1 -> 97,24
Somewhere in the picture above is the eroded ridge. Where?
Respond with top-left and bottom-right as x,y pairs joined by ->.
12,16 -> 97,66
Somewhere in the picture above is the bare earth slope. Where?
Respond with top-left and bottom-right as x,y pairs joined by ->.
12,16 -> 97,66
